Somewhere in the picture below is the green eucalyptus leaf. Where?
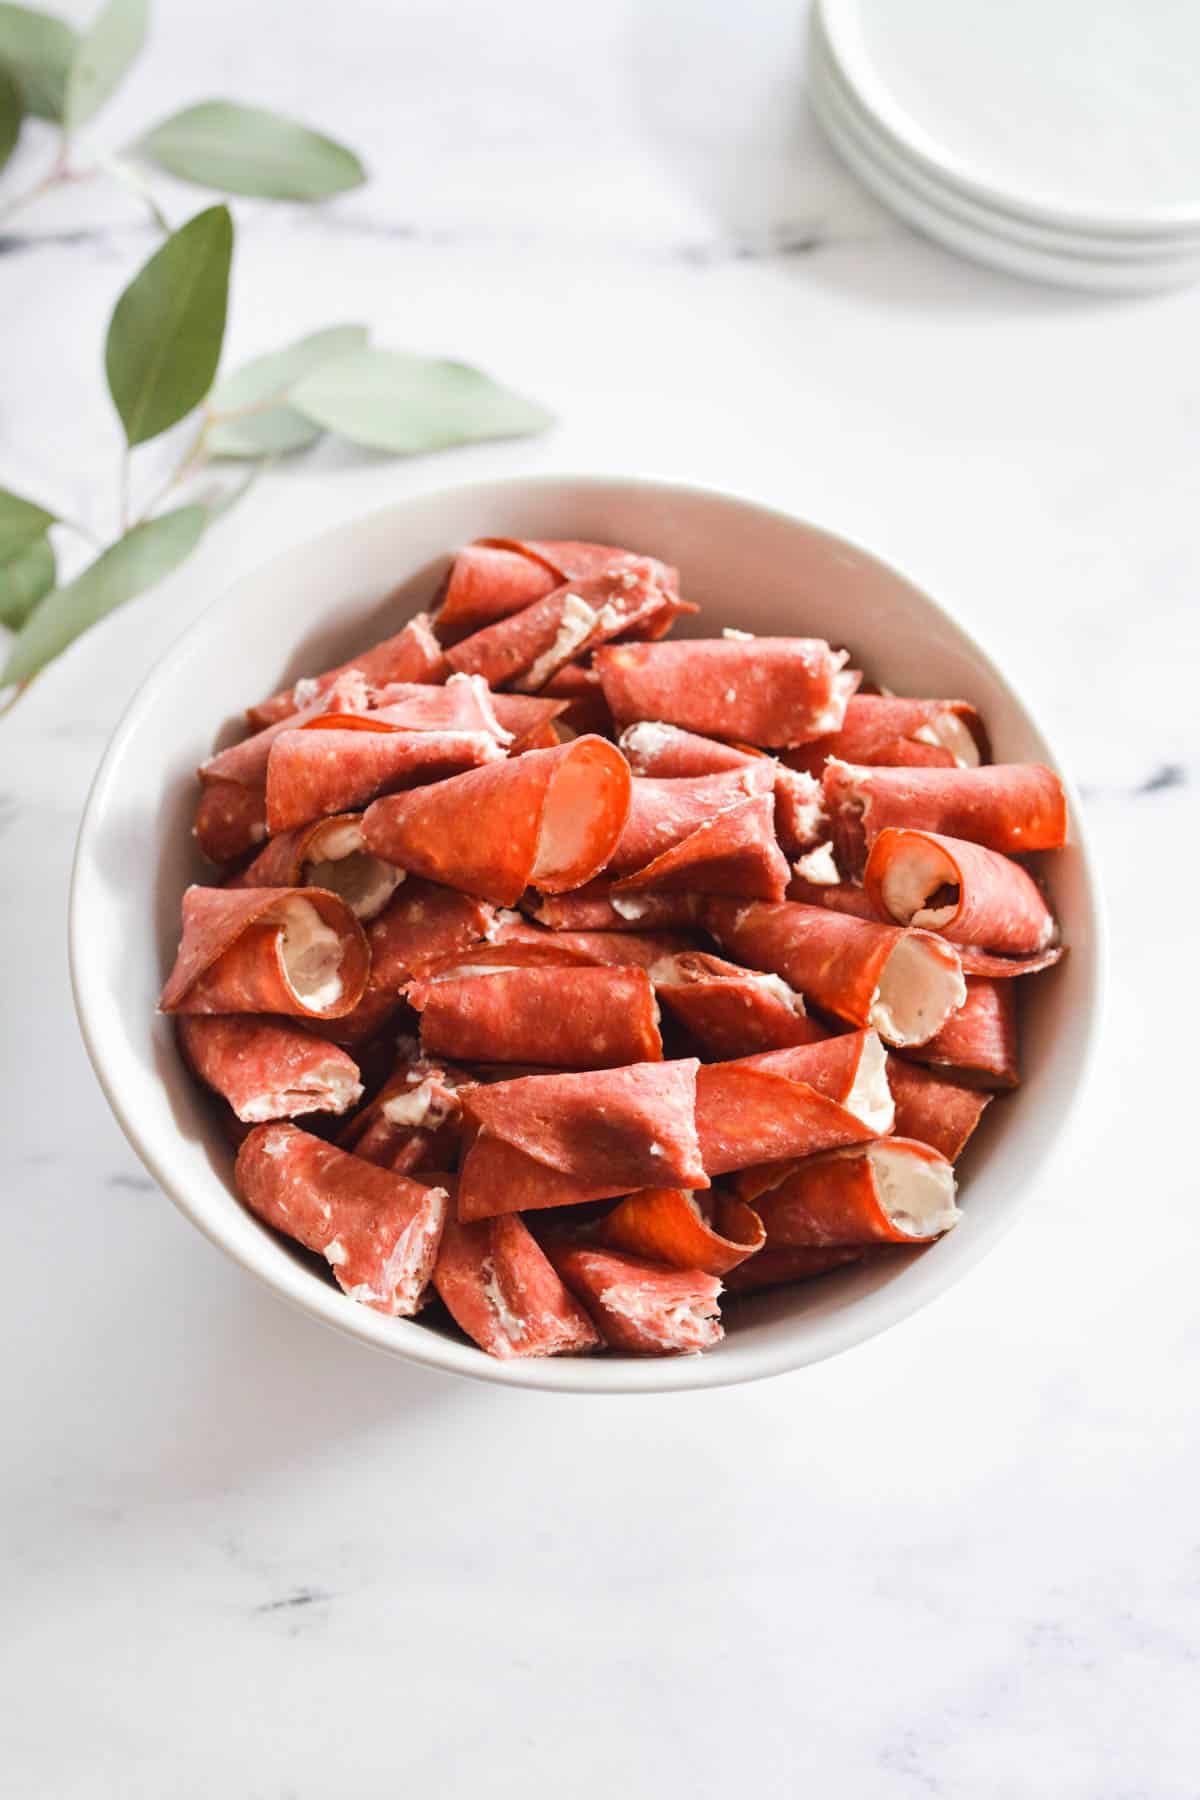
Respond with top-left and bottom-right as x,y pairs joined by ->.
207,322 -> 366,459
290,350 -> 555,455
134,100 -> 365,200
0,485 -> 55,560
0,535 -> 55,627
0,60 -> 22,171
63,0 -> 146,129
1,503 -> 206,685
0,3 -> 78,119
105,203 -> 232,448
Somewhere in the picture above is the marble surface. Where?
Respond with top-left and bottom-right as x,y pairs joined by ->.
2,1 -> 1197,1793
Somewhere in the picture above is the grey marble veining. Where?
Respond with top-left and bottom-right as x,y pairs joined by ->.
2,1 -> 1199,1795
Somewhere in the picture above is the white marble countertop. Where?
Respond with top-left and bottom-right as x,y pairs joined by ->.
3,2 -> 1197,1793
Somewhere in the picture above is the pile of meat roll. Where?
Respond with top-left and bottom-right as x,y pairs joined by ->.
161,536 -> 1067,1359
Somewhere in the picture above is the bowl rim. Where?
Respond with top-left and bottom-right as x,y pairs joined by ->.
69,470 -> 1108,1394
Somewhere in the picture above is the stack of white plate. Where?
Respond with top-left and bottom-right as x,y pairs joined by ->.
810,0 -> 1200,292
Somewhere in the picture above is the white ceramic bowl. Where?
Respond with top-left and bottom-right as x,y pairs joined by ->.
70,475 -> 1104,1393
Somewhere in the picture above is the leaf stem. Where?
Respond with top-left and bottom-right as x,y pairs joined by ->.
0,138 -> 75,228
132,412 -> 212,525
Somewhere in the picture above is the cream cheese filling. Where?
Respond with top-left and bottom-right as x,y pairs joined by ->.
880,838 -> 960,931
845,1031 -> 894,1133
869,935 -> 966,1047
239,1062 -> 363,1123
277,898 -> 346,1012
792,841 -> 841,885
619,720 -> 679,764
868,1142 -> 959,1238
304,820 -> 404,921
516,592 -> 598,692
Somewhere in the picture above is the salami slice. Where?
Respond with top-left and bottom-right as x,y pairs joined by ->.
786,857 -> 884,921
342,1048 -> 474,1170
545,1245 -> 724,1354
265,725 -> 502,836
611,792 -> 791,900
784,696 -> 987,776
722,1245 -> 865,1292
362,672 -> 512,740
530,884 -> 706,933
702,898 -> 966,1047
590,1186 -> 765,1275
747,1139 -> 959,1247
407,965 -> 663,1067
313,881 -> 496,1045
177,1016 -> 363,1122
160,886 -> 369,1019
955,944 -> 1065,979
457,1059 -> 707,1221
446,566 -> 685,692
195,671 -> 371,863
864,828 -> 1058,955
434,538 -> 679,640
483,918 -> 698,970
596,637 -> 858,748
617,721 -> 822,855
235,1123 -> 448,1314
231,813 -> 404,921
433,1210 -> 600,1358
885,1058 -> 994,1162
362,736 -> 631,906
694,1031 -> 893,1176
903,977 -> 1018,1087
648,950 -> 824,1058
824,759 -> 1068,871
246,612 -> 446,729
607,767 -> 775,875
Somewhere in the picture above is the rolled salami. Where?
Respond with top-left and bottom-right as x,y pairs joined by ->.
703,898 -> 966,1047
265,723 -> 503,835
342,1048 -> 474,1171
235,1123 -> 448,1314
246,611 -> 446,729
824,759 -> 1068,870
596,636 -> 858,747
694,1032 -> 893,1177
540,662 -> 613,735
457,1059 -> 707,1220
611,792 -> 791,900
362,736 -> 632,905
434,538 -> 679,641
446,566 -> 691,692
231,813 -> 404,921
530,884 -> 706,933
747,1139 -> 959,1247
195,670 -> 371,863
618,720 -> 822,854
649,951 -> 824,1058
362,671 -> 512,740
313,880 -> 496,1045
864,828 -> 1058,955
434,1210 -> 600,1358
546,1245 -> 724,1354
607,767 -> 775,875
406,964 -> 664,1067
589,1186 -> 765,1276
885,1058 -> 994,1162
903,977 -> 1018,1087
177,1015 -> 363,1122
784,696 -> 986,776
160,886 -> 369,1019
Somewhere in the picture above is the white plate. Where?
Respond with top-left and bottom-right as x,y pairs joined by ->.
818,0 -> 1200,239
70,475 -> 1105,1394
811,43 -> 1200,292
811,13 -> 1200,266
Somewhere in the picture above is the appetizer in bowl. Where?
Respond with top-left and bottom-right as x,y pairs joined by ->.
71,477 -> 1102,1392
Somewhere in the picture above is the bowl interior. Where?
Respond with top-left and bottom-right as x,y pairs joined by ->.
70,475 -> 1103,1393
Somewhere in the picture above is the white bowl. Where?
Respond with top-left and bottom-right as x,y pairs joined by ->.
70,475 -> 1105,1393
